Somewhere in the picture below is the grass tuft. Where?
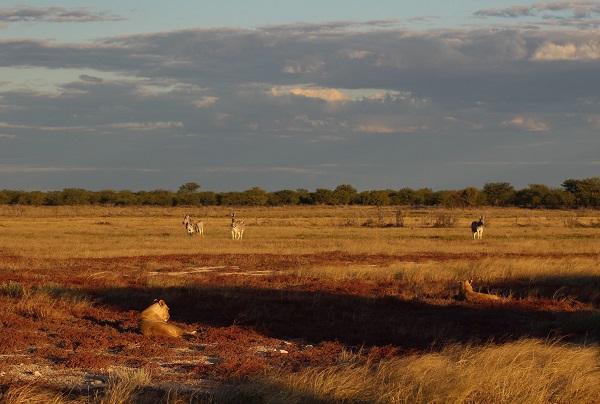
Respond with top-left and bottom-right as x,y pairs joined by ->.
1,384 -> 70,404
0,281 -> 24,298
99,368 -> 151,404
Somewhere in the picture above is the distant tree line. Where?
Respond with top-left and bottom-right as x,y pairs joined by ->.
1,178 -> 599,209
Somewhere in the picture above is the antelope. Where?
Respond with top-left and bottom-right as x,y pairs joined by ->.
183,214 -> 204,236
471,216 -> 484,240
231,212 -> 245,240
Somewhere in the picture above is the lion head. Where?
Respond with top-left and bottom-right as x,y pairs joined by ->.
461,279 -> 474,294
140,299 -> 170,322
139,298 -> 196,338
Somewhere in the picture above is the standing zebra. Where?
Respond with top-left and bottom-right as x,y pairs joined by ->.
183,214 -> 204,236
471,216 -> 484,240
231,212 -> 245,240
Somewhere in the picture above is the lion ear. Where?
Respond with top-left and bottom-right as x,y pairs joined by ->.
153,298 -> 159,303
158,299 -> 166,306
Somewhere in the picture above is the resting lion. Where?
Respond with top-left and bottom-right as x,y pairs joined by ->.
461,280 -> 501,302
139,299 -> 196,338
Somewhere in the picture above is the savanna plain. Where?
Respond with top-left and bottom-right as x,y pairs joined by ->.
1,205 -> 600,403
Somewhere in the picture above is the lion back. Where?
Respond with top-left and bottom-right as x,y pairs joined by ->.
139,299 -> 185,337
139,319 -> 184,337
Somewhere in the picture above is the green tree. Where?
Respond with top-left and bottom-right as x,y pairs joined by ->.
413,188 -> 436,206
439,190 -> 463,208
393,188 -> 416,205
514,184 -> 550,208
332,184 -> 357,205
269,190 -> 300,205
61,188 -> 90,205
312,188 -> 335,205
460,187 -> 485,207
242,187 -> 269,206
178,182 -> 201,193
483,182 -> 515,206
562,177 -> 600,207
357,190 -> 390,206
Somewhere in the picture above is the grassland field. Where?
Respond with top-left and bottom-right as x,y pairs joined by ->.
0,205 -> 600,403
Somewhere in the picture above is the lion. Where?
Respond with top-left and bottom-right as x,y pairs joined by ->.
139,299 -> 196,338
461,280 -> 501,302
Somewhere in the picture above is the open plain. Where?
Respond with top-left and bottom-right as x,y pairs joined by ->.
1,205 -> 600,403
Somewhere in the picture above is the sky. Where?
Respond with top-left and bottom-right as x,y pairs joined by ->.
0,1 -> 599,191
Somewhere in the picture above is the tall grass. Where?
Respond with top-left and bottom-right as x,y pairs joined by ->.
0,281 -> 24,298
1,281 -> 92,320
1,385 -> 70,404
0,369 -> 151,404
223,339 -> 600,404
99,368 -> 151,404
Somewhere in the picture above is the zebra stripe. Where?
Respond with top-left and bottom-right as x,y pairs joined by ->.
231,212 -> 245,240
471,216 -> 484,240
183,214 -> 204,236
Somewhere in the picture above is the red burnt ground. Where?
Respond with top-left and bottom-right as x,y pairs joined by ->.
1,252 -> 599,392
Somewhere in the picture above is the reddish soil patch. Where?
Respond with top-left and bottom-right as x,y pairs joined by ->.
1,251 -> 599,391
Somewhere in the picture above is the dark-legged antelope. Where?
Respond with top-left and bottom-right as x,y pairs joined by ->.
183,214 -> 204,236
471,216 -> 484,240
231,212 -> 245,240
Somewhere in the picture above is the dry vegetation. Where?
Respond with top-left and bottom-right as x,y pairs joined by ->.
0,205 -> 599,403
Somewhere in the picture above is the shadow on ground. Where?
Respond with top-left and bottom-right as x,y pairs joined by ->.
87,277 -> 600,350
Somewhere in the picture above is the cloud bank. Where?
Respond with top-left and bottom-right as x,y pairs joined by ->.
0,20 -> 599,189
0,7 -> 124,23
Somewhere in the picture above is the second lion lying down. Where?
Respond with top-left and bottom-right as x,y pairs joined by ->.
139,299 -> 197,338
461,280 -> 501,302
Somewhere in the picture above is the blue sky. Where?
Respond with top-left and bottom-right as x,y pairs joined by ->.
1,1 -> 518,41
0,1 -> 599,191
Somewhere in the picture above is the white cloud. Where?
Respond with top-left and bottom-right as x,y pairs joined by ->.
106,121 -> 184,131
355,121 -> 427,134
0,120 -> 184,133
0,67 -> 126,96
193,96 -> 218,108
532,41 -> 600,60
355,123 -> 396,134
476,1 -> 600,20
0,122 -> 92,132
0,164 -> 158,173
281,59 -> 324,74
475,5 -> 533,18
344,50 -> 372,59
502,116 -> 550,132
269,86 -> 425,105
270,86 -> 350,103
0,7 -> 124,23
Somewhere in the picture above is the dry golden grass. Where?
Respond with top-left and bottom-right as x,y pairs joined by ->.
99,368 -> 151,404
0,385 -> 71,404
0,205 -> 598,258
295,256 -> 600,283
1,205 -> 600,403
1,282 -> 93,321
0,370 -> 151,404
226,339 -> 600,404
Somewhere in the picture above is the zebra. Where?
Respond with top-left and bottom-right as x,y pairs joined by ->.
231,212 -> 245,240
471,216 -> 484,240
183,214 -> 204,236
